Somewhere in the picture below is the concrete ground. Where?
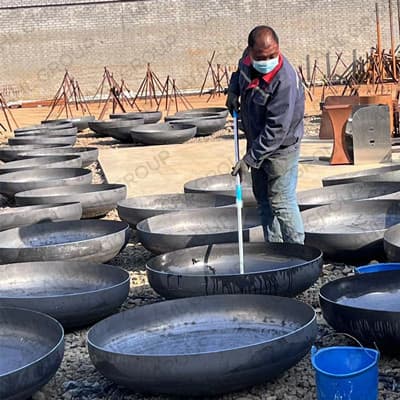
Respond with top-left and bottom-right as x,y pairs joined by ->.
2,99 -> 397,196
99,138 -> 397,197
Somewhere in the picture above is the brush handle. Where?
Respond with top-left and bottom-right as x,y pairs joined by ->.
233,110 -> 245,274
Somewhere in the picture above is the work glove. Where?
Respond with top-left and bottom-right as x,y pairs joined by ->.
231,159 -> 249,181
226,91 -> 240,116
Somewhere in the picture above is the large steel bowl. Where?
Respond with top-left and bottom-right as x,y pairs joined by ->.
117,193 -> 235,227
67,116 -> 96,131
184,173 -> 256,206
0,144 -> 70,162
104,118 -> 146,142
0,220 -> 130,263
19,146 -> 99,167
175,107 -> 229,118
130,122 -> 196,145
0,307 -> 64,400
9,135 -> 76,146
110,111 -> 162,124
322,165 -> 400,186
320,271 -> 400,354
0,203 -> 82,231
15,122 -> 74,133
137,207 -> 263,254
88,295 -> 317,396
383,223 -> 400,261
14,127 -> 77,137
0,262 -> 130,329
297,181 -> 400,210
146,242 -> 323,298
0,155 -> 82,174
34,121 -> 73,128
89,119 -> 144,140
302,200 -> 400,263
41,118 -> 70,125
16,184 -> 127,218
0,168 -> 92,196
165,112 -> 226,136
42,116 -> 95,131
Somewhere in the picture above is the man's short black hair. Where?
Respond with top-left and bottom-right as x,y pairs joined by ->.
248,26 -> 279,48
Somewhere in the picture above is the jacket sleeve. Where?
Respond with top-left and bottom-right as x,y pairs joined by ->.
244,80 -> 298,169
228,71 -> 240,95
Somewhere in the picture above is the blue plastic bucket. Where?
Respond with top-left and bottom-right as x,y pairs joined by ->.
311,346 -> 379,400
355,263 -> 400,274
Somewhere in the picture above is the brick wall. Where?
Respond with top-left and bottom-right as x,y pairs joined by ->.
0,0 -> 396,100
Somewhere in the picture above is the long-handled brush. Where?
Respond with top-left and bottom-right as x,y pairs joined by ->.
233,110 -> 245,274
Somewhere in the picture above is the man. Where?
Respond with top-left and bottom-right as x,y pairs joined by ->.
227,25 -> 305,244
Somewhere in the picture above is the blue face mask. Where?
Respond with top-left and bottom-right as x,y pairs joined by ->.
252,57 -> 279,74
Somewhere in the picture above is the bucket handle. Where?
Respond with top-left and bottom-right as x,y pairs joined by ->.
312,332 -> 379,360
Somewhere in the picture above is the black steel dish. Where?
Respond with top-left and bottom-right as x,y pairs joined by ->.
184,173 -> 256,206
117,193 -> 234,227
297,181 -> 400,210
0,262 -> 130,329
302,200 -> 400,263
16,184 -> 127,218
130,122 -> 197,145
19,146 -> 99,167
320,271 -> 400,354
0,203 -> 82,231
136,207 -> 263,254
0,307 -> 64,400
0,220 -> 130,264
322,165 -> 400,186
87,295 -> 317,396
0,168 -> 92,196
0,155 -> 82,174
146,242 -> 323,298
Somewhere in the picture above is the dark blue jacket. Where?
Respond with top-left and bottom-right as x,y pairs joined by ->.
229,52 -> 304,168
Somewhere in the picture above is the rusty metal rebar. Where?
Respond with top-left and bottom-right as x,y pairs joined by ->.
200,51 -> 216,96
376,3 -> 383,56
46,70 -> 92,121
389,0 -> 398,80
397,0 -> 400,39
157,75 -> 192,114
0,93 -> 18,131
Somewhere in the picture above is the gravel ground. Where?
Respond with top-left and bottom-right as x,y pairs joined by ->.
2,117 -> 400,399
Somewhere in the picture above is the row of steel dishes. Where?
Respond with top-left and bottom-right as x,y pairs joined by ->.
2,112 -> 400,398
0,116 -> 130,400
0,108 -> 237,399
88,107 -> 228,144
112,163 -> 400,394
